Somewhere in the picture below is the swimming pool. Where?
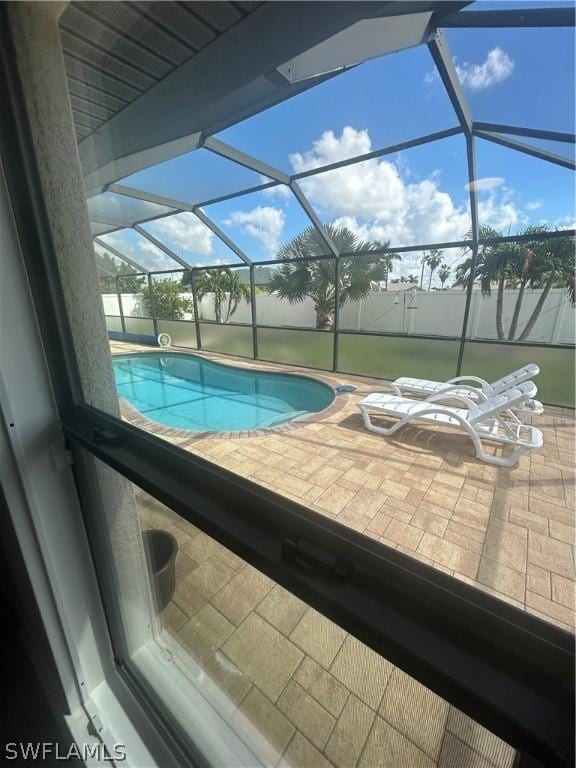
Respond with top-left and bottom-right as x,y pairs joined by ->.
113,353 -> 335,432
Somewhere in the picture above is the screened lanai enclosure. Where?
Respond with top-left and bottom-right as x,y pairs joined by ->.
74,1 -> 576,408
12,3 -> 570,768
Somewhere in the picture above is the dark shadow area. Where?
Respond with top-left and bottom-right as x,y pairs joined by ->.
0,486 -> 83,767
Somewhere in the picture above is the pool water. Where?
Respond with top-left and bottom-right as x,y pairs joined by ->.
113,353 -> 334,432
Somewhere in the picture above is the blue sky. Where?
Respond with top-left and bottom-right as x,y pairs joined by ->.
98,11 -> 575,282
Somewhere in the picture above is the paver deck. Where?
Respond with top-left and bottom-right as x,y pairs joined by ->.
112,340 -> 574,767
138,489 -> 517,768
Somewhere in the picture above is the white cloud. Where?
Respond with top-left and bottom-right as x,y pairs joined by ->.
526,200 -> 543,211
555,214 -> 576,230
424,48 -> 514,92
291,126 -> 371,172
225,206 -> 285,254
98,231 -> 175,270
477,190 -> 524,232
259,179 -> 292,200
455,48 -> 514,92
87,194 -> 161,227
145,213 -> 214,256
466,177 -> 505,192
291,127 -> 470,249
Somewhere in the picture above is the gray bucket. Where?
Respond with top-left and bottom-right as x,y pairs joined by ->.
142,529 -> 178,612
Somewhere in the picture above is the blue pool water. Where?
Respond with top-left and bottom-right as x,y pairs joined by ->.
113,353 -> 335,431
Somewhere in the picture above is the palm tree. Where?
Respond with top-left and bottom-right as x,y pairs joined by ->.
455,225 -> 575,341
425,249 -> 443,290
370,241 -> 402,290
517,230 -> 575,340
438,263 -> 451,288
193,268 -> 250,323
455,225 -> 514,340
406,274 -> 420,284
267,225 -> 389,329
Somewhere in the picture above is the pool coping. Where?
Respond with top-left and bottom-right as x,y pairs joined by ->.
113,348 -> 349,440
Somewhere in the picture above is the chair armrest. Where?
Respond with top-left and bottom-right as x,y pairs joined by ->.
425,391 -> 478,409
444,375 -> 490,391
433,384 -> 489,401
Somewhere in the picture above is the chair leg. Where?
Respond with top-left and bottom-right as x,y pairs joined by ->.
475,441 -> 528,467
359,408 -> 531,468
359,407 -> 394,436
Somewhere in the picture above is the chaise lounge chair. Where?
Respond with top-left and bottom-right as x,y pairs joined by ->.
391,363 -> 543,417
358,381 -> 543,467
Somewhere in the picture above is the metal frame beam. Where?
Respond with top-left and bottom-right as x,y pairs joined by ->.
146,272 -> 159,338
473,123 -> 575,144
339,238 -> 472,259
291,127 -> 464,180
93,236 -> 149,274
133,225 -> 194,270
188,270 -> 202,350
290,181 -> 339,257
249,264 -> 258,360
204,137 -> 291,185
441,7 -> 576,28
457,134 -> 480,375
428,29 -> 472,134
108,184 -> 252,265
474,130 -> 575,171
115,275 -> 126,334
479,229 -> 576,246
95,116 -> 571,250
192,208 -> 252,266
110,183 -> 195,213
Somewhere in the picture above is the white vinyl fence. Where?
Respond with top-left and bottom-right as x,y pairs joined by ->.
102,287 -> 575,344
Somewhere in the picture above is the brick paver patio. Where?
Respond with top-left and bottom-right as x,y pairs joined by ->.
112,341 -> 574,767
138,490 -> 517,768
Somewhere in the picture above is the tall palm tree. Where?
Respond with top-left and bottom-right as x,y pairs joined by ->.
438,263 -> 451,288
506,226 -> 546,340
193,268 -> 250,323
455,225 -> 575,341
370,241 -> 402,289
425,249 -> 443,290
455,225 -> 514,340
517,230 -> 575,340
268,225 -> 389,329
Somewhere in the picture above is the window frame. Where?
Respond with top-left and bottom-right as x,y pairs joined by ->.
1,6 -> 574,768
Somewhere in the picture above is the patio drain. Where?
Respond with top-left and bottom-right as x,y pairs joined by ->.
336,385 -> 357,394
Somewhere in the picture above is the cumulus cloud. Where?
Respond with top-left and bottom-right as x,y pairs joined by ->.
145,213 -> 214,256
477,189 -> 524,232
526,200 -> 543,211
259,180 -> 292,200
98,231 -> 174,270
225,206 -> 285,254
291,126 -> 371,171
290,127 -> 470,248
555,214 -> 576,230
455,48 -> 514,91
425,48 -> 514,92
466,177 -> 505,192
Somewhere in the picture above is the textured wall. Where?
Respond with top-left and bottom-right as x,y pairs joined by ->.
8,2 -> 153,655
8,2 -> 117,414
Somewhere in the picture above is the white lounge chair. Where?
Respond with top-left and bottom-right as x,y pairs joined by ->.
392,363 -> 543,417
358,381 -> 543,467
